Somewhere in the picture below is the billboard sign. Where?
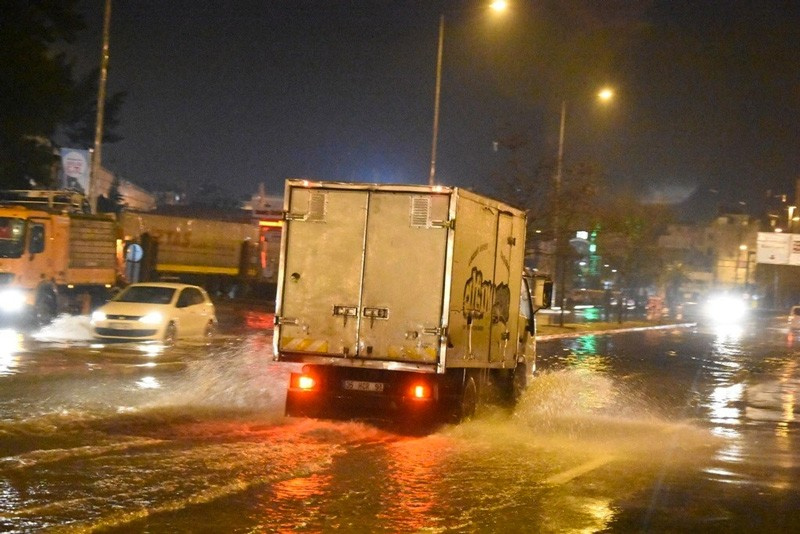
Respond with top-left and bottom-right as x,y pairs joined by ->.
757,232 -> 791,265
60,149 -> 91,194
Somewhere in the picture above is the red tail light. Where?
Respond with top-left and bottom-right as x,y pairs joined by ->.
298,376 -> 316,390
410,382 -> 432,400
290,372 -> 317,391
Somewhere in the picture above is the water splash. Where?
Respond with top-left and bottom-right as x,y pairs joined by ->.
31,314 -> 94,342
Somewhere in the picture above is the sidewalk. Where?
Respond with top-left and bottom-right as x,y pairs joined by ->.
536,319 -> 697,340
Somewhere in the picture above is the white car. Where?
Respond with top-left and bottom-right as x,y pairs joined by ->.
91,283 -> 217,343
789,305 -> 800,330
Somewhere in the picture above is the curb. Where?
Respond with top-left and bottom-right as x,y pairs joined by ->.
536,322 -> 697,341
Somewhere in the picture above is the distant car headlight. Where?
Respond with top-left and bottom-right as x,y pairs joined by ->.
705,295 -> 747,323
0,289 -> 27,313
139,311 -> 163,325
91,310 -> 107,323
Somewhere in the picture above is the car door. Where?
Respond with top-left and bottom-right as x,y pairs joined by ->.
175,288 -> 208,336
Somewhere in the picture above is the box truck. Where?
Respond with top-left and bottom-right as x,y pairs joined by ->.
274,180 -> 550,425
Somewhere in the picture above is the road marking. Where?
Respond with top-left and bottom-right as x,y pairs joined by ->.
543,455 -> 616,485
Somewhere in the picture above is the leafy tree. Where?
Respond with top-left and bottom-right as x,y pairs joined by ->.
492,126 -> 604,325
61,67 -> 126,148
96,173 -> 125,214
594,191 -> 674,318
0,1 -> 125,189
0,1 -> 83,188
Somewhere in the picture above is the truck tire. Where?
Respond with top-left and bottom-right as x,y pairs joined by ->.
456,376 -> 478,422
510,364 -> 528,404
33,290 -> 57,326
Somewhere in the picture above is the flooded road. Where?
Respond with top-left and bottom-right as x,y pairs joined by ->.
1,309 -> 798,532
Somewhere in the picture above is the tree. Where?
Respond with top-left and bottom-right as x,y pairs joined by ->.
492,125 -> 605,325
0,1 -> 125,189
594,191 -> 674,320
61,67 -> 126,148
0,1 -> 83,188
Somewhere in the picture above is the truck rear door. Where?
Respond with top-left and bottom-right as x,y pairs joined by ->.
358,192 -> 449,364
277,187 -> 449,364
278,187 -> 368,357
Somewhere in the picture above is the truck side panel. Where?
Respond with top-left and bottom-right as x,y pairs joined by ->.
65,216 -> 117,285
121,212 -> 259,276
446,192 -> 524,368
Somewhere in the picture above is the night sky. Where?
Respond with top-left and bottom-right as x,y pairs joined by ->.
68,0 -> 800,217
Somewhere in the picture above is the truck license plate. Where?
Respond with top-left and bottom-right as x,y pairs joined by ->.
343,380 -> 384,393
110,321 -> 130,330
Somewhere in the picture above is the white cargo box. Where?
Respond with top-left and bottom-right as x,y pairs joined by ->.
274,180 -> 527,374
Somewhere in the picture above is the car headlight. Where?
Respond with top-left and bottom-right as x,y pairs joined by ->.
704,295 -> 747,323
0,289 -> 27,313
139,311 -> 163,325
91,310 -> 107,323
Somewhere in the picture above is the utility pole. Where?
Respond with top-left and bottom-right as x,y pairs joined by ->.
90,0 -> 112,214
428,14 -> 444,186
554,100 -> 566,326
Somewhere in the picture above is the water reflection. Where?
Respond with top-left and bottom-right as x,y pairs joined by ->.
380,436 -> 450,528
136,376 -> 161,390
559,335 -> 610,374
0,328 -> 23,375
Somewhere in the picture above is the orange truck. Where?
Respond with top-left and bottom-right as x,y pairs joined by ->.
0,191 -> 117,326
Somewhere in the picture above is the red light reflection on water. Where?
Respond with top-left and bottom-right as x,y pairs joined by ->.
245,311 -> 274,330
378,435 -> 453,528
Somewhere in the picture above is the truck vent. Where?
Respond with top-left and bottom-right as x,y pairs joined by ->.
307,192 -> 326,222
410,196 -> 431,227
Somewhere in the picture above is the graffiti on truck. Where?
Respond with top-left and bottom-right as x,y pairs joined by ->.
462,266 -> 510,325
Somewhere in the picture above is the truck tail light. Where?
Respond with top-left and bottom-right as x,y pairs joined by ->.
290,372 -> 317,391
409,382 -> 432,400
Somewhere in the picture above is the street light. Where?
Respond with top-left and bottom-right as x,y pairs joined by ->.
428,2 -> 508,186
552,87 -> 615,325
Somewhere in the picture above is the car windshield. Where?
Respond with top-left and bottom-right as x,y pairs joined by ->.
0,217 -> 26,258
115,286 -> 176,304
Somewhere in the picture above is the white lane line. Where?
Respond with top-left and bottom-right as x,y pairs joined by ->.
543,455 -> 616,485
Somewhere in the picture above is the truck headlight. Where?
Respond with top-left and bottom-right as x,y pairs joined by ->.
0,289 -> 27,313
91,310 -> 107,323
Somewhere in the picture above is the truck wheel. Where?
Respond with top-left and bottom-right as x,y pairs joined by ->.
457,377 -> 478,422
34,291 -> 57,326
163,322 -> 177,345
510,364 -> 528,404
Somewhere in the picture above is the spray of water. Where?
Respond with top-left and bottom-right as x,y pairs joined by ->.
446,368 -> 719,469
31,314 -> 95,342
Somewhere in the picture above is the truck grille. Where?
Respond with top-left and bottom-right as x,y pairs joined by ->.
105,314 -> 142,320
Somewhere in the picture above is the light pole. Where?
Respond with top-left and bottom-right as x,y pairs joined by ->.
428,1 -> 508,186
552,87 -> 614,325
428,14 -> 445,186
90,0 -> 112,214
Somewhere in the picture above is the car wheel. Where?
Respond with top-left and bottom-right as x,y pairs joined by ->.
163,322 -> 177,345
204,320 -> 216,338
